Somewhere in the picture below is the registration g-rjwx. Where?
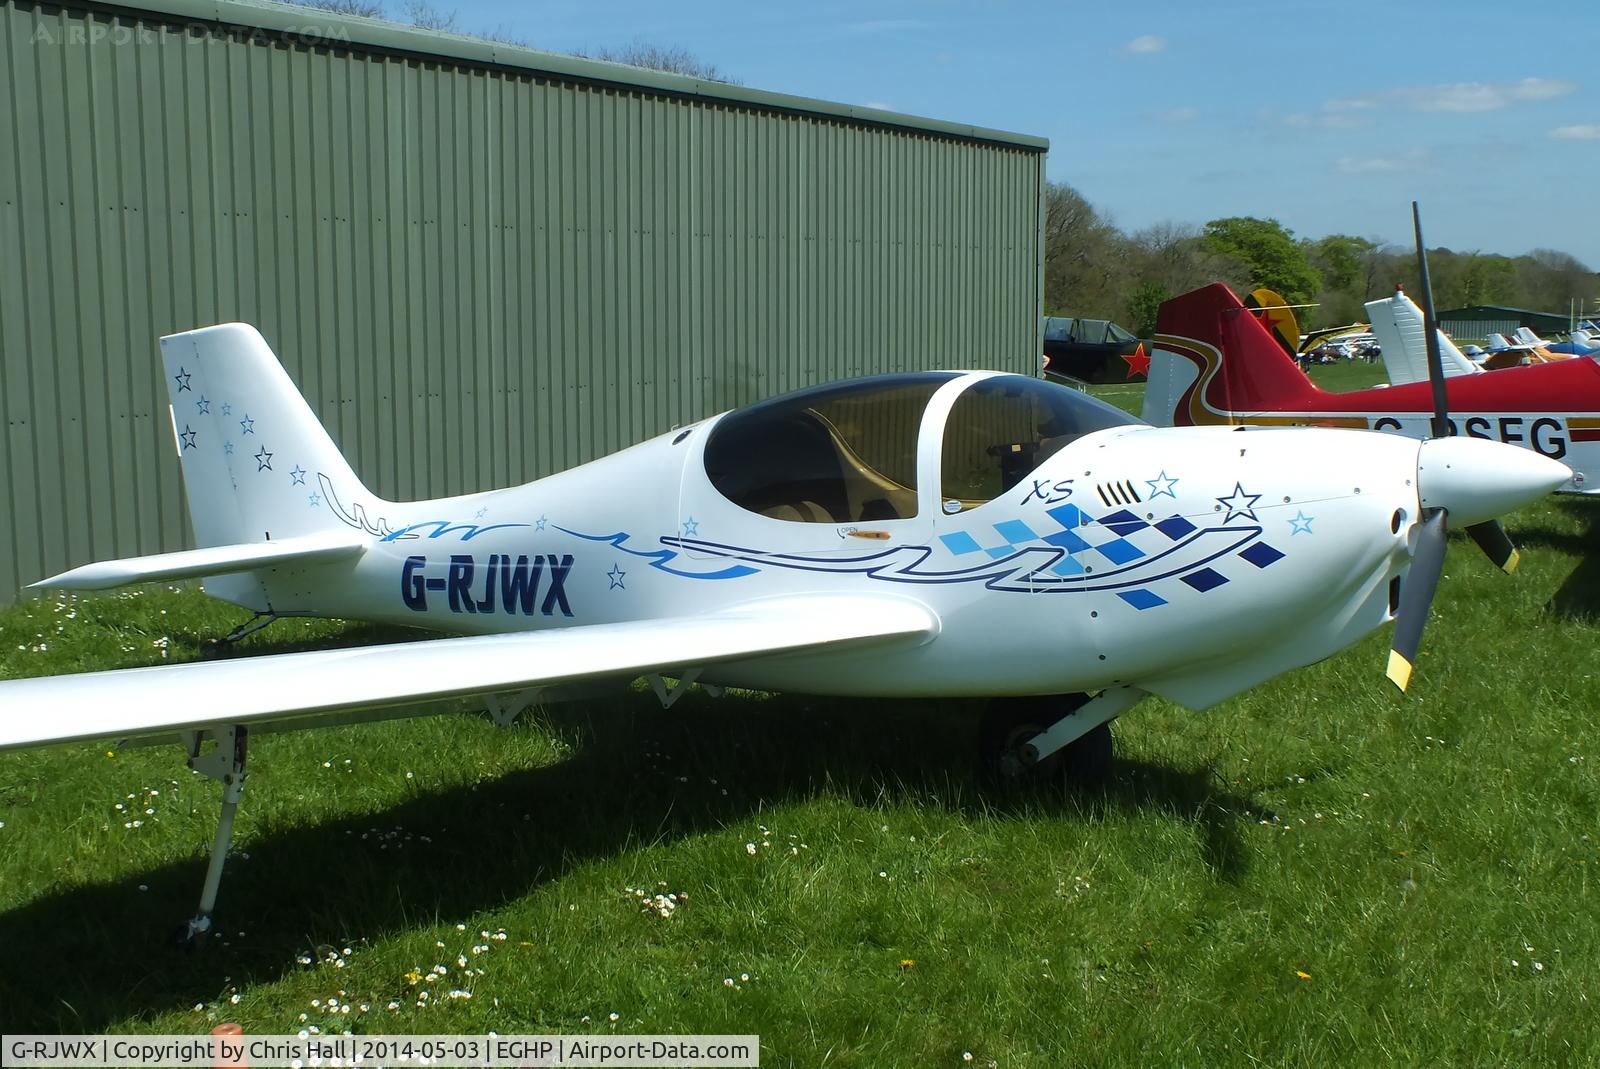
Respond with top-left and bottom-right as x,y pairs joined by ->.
0,323 -> 1568,945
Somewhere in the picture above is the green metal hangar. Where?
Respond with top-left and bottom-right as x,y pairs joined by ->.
0,0 -> 1049,603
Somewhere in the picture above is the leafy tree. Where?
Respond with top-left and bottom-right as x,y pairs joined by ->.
1201,217 -> 1323,306
1041,181 -> 1132,320
1516,248 -> 1596,313
1125,281 -> 1168,339
1308,235 -> 1374,292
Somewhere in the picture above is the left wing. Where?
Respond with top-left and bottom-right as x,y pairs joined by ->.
0,594 -> 937,752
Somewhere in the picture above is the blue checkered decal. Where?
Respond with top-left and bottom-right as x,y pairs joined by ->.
936,497 -> 1282,610
659,481 -> 1286,611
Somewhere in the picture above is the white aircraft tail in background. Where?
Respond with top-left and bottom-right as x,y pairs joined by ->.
1364,289 -> 1481,385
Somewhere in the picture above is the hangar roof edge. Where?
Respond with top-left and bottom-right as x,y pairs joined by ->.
79,0 -> 1051,153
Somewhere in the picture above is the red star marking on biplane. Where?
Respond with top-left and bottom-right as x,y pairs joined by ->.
1123,343 -> 1151,379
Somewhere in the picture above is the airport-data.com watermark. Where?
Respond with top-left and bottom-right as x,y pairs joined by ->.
23,21 -> 354,49
3,1034 -> 761,1068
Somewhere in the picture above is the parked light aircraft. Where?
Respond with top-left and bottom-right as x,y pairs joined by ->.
1144,283 -> 1600,495
0,300 -> 1568,945
1513,326 -> 1599,358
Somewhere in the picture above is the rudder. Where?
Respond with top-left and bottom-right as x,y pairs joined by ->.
160,324 -> 382,605
1143,283 -> 1321,426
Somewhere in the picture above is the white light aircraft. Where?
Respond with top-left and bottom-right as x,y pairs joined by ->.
0,309 -> 1569,946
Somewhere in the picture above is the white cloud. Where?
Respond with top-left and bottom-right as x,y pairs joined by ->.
1123,35 -> 1166,55
1284,112 -> 1371,130
861,101 -> 894,112
1336,149 -> 1429,174
1328,77 -> 1576,114
1551,124 -> 1600,140
1156,107 -> 1199,123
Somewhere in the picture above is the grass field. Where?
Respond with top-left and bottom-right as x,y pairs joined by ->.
3,365 -> 1599,1066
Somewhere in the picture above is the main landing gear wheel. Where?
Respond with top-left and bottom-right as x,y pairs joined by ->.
979,695 -> 1113,788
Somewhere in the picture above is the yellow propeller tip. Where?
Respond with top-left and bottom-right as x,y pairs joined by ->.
1386,650 -> 1414,692
1502,549 -> 1520,575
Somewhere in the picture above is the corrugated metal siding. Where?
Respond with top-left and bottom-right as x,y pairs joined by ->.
0,0 -> 1045,601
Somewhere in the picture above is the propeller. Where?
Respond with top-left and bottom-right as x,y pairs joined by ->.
1385,203 -> 1552,690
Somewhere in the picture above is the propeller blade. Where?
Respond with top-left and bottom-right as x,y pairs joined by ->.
1465,520 -> 1520,574
1412,201 -> 1451,439
1414,201 -> 1532,574
1388,508 -> 1449,692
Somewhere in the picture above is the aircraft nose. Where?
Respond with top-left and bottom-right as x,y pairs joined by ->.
1416,437 -> 1570,527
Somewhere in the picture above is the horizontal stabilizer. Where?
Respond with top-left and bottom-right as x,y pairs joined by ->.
31,531 -> 368,591
0,594 -> 938,751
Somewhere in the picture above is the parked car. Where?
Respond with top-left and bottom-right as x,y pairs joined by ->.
1040,316 -> 1146,384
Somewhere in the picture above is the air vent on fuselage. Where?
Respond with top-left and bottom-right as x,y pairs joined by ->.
1095,480 -> 1143,507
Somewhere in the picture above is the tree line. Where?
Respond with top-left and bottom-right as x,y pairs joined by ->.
1044,181 -> 1599,335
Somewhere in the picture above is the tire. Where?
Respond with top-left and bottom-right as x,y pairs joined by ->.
979,694 -> 1112,789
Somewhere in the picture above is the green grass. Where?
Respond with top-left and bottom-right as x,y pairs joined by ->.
3,371 -> 1599,1065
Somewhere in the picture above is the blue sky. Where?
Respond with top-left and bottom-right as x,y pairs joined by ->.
454,0 -> 1598,268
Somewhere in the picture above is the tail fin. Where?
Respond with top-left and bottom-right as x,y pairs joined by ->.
1243,287 -> 1302,357
1364,289 -> 1480,384
1142,283 -> 1322,426
160,324 -> 382,605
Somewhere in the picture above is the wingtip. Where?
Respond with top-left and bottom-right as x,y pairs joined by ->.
1386,650 -> 1413,692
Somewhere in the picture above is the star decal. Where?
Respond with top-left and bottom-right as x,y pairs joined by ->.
1288,510 -> 1315,535
223,441 -> 234,456
196,395 -> 210,414
174,367 -> 192,392
308,492 -> 322,507
254,446 -> 273,472
1122,343 -> 1151,379
474,506 -> 489,520
290,465 -> 307,486
682,515 -> 700,536
239,414 -> 255,435
535,515 -> 549,532
221,402 -> 232,416
1145,470 -> 1179,499
180,425 -> 198,451
606,563 -> 626,590
1216,482 -> 1262,522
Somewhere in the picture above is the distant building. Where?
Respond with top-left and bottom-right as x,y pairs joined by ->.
1438,306 -> 1572,340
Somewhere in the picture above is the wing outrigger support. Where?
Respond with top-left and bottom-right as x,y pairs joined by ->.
176,725 -> 249,950
202,612 -> 279,655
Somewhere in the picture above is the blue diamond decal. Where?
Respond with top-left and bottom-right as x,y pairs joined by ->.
1239,542 -> 1285,568
940,532 -> 982,556
1118,588 -> 1168,610
993,519 -> 1039,545
1155,516 -> 1197,540
1043,528 -> 1092,553
1180,567 -> 1229,592
1100,509 -> 1149,536
1046,503 -> 1085,529
1097,538 -> 1145,566
1051,555 -> 1085,576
